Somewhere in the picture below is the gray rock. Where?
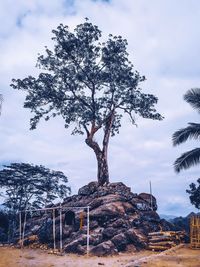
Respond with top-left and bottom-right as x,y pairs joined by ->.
64,240 -> 85,254
90,233 -> 103,246
102,227 -> 118,239
125,228 -> 147,248
139,193 -> 157,211
90,240 -> 117,256
111,233 -> 127,251
18,181 -> 173,255
78,182 -> 98,196
111,218 -> 129,228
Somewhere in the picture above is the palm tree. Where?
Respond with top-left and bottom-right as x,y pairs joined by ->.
173,88 -> 200,172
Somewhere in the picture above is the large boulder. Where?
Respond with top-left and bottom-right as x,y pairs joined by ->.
38,218 -> 53,243
111,233 -> 128,251
64,240 -> 85,254
90,201 -> 130,222
139,193 -> 157,211
110,218 -> 130,228
20,181 -> 172,256
90,240 -> 117,256
125,228 -> 147,248
102,227 -> 118,239
78,182 -> 98,196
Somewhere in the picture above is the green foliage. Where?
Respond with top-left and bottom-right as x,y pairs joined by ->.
186,178 -> 200,209
11,20 -> 162,136
173,88 -> 200,172
0,163 -> 71,211
184,88 -> 200,112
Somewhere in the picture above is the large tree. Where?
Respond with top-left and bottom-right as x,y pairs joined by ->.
11,20 -> 162,185
0,163 -> 70,211
173,88 -> 200,172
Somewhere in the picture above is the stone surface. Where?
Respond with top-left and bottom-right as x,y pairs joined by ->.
125,228 -> 147,248
102,227 -> 118,239
19,181 -> 173,256
139,193 -> 157,211
90,240 -> 116,256
78,182 -> 98,196
111,233 -> 127,251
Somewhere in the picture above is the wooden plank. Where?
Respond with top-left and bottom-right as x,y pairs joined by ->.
149,241 -> 175,247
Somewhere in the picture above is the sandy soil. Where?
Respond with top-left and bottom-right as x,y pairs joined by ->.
0,247 -> 153,267
139,245 -> 200,267
0,245 -> 199,267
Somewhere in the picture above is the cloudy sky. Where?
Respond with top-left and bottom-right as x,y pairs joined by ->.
1,0 -> 200,216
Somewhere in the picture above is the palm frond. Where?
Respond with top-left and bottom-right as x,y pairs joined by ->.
172,123 -> 200,146
184,88 -> 200,112
174,147 -> 200,173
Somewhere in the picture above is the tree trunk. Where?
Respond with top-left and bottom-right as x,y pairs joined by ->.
97,150 -> 109,186
85,138 -> 109,186
85,110 -> 114,186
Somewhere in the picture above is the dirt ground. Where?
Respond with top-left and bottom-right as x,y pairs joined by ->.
0,245 -> 199,267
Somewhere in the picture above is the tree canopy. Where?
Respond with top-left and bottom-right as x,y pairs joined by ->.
11,20 -> 163,185
186,178 -> 200,210
0,163 -> 71,211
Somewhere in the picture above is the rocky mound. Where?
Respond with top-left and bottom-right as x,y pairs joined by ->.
21,182 -> 172,256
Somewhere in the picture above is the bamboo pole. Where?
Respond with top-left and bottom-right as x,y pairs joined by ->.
53,209 -> 56,251
59,204 -> 63,253
22,211 -> 27,247
86,206 -> 90,256
150,181 -> 153,210
23,206 -> 87,213
19,211 -> 22,247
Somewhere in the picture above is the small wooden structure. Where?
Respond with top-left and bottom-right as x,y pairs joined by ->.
148,231 -> 185,251
190,215 -> 200,249
19,205 -> 90,255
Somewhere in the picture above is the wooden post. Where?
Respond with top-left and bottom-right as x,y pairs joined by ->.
53,209 -> 56,251
22,211 -> 27,248
150,181 -> 153,210
59,204 -> 63,253
79,211 -> 84,230
19,211 -> 22,247
86,206 -> 90,256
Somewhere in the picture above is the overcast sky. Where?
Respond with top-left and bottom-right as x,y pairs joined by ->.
1,0 -> 200,216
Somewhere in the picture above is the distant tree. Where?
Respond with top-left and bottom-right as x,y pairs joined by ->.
11,20 -> 163,186
186,178 -> 200,209
173,88 -> 200,172
0,163 -> 71,212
